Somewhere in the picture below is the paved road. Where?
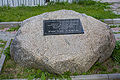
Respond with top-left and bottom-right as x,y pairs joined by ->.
110,3 -> 120,15
0,31 -> 15,41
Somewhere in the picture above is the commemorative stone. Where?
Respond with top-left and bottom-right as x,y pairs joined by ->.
10,10 -> 116,74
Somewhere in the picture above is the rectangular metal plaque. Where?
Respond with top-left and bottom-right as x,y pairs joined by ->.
43,19 -> 84,35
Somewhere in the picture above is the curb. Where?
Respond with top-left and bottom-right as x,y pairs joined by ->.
108,74 -> 120,80
104,18 -> 120,24
99,0 -> 120,3
0,18 -> 120,28
0,22 -> 22,28
0,39 -> 11,73
71,74 -> 109,80
71,74 -> 120,80
0,18 -> 120,27
0,32 -> 16,41
2,74 -> 120,80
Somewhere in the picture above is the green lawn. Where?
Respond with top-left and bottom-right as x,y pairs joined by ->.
0,1 -> 120,22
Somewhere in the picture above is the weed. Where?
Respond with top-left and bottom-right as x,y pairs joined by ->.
41,72 -> 46,80
3,40 -> 12,60
7,26 -> 20,32
101,19 -> 104,22
112,41 -> 120,64
72,72 -> 79,76
113,32 -> 120,34
0,40 -> 7,44
0,44 -> 5,47
110,25 -> 118,28
3,45 -> 10,60
0,27 -> 5,30
0,40 -> 7,58
112,68 -> 118,73
90,62 -> 107,71
80,62 -> 108,75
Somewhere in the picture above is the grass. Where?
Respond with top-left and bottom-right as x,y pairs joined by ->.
6,26 -> 20,32
110,25 -> 120,28
0,26 -> 20,32
0,39 -> 7,58
113,32 -> 120,34
3,45 -> 11,59
0,1 -> 120,22
0,40 -> 7,48
81,58 -> 120,75
112,41 -> 120,64
0,39 -> 7,44
0,60 -> 71,79
0,44 -> 5,47
0,27 -> 5,30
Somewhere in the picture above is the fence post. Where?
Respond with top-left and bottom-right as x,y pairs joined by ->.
17,0 -> 19,6
12,0 -> 14,7
1,0 -> 3,6
39,0 -> 40,5
7,0 -> 9,6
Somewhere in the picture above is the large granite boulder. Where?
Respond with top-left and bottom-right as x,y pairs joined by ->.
10,10 -> 116,74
